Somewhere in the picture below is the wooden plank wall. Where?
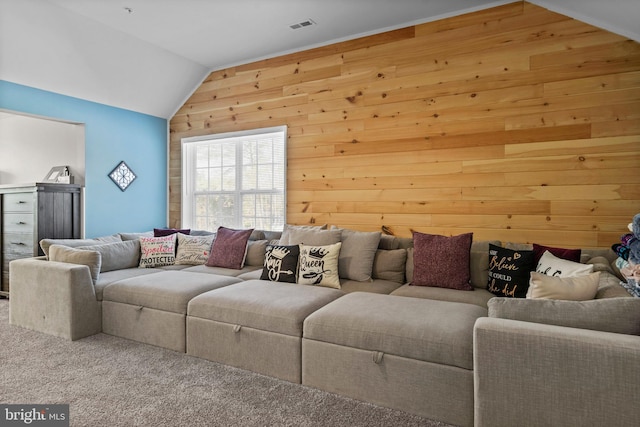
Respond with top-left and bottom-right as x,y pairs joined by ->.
169,1 -> 640,248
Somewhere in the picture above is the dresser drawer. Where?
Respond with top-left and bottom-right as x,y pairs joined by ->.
2,212 -> 34,233
2,192 -> 34,212
2,233 -> 35,256
1,271 -> 9,294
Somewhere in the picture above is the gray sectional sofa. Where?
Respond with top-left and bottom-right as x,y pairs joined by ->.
8,227 -> 640,427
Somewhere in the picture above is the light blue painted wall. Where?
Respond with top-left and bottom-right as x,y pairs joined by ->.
0,80 -> 167,238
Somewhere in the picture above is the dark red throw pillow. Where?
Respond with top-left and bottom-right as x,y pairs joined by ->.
205,226 -> 254,269
532,243 -> 581,264
411,231 -> 473,290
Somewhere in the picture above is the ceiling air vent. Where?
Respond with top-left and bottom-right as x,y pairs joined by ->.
289,19 -> 316,30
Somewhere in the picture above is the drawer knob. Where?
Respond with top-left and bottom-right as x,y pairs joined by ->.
17,201 -> 26,204
11,242 -> 26,246
17,221 -> 26,225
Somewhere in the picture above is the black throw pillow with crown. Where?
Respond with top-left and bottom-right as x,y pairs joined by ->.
261,244 -> 299,283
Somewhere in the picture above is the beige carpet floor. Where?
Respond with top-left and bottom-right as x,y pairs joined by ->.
0,299 -> 455,427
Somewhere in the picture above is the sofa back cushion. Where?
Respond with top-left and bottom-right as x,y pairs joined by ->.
488,297 -> 640,335
40,234 -> 122,258
78,240 -> 140,272
49,244 -> 101,284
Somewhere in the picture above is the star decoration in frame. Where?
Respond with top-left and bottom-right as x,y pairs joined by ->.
109,161 -> 137,191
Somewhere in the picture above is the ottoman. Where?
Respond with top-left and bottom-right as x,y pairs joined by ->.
302,292 -> 487,427
186,279 -> 343,383
102,271 -> 242,352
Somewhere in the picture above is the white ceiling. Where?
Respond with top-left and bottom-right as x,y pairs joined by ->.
1,0 -> 638,119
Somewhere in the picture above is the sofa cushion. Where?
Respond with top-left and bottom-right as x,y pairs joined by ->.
49,244 -> 101,285
40,234 -> 122,258
470,240 -> 501,288
526,271 -> 600,301
390,284 -> 495,308
488,297 -> 640,335
339,278 -> 403,295
411,231 -> 473,290
206,227 -> 253,269
334,228 -> 381,281
78,240 -> 140,272
139,234 -> 176,268
372,249 -> 406,284
260,244 -> 300,283
303,292 -> 487,370
118,231 -> 153,241
298,243 -> 342,289
103,271 -> 242,314
188,280 -> 343,337
536,250 -> 594,277
487,244 -> 536,298
378,234 -> 400,250
182,264 -> 262,277
94,268 -> 162,301
175,233 -> 214,265
278,224 -> 327,245
282,228 -> 341,246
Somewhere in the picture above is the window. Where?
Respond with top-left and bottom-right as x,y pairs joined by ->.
182,126 -> 286,231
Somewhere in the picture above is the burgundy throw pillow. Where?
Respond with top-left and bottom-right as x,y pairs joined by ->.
532,243 -> 581,264
154,228 -> 191,237
411,231 -> 473,290
205,227 -> 254,269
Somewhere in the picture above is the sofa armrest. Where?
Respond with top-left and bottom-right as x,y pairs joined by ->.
9,257 -> 101,340
473,317 -> 640,427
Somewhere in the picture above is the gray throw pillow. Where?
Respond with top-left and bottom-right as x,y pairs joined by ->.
78,240 -> 141,272
372,249 -> 407,284
245,240 -> 268,266
49,244 -> 101,285
335,228 -> 381,281
488,297 -> 640,335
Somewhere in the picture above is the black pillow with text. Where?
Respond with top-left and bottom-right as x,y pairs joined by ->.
488,244 -> 536,298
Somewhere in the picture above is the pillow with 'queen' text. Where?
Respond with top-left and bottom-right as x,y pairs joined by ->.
298,243 -> 341,289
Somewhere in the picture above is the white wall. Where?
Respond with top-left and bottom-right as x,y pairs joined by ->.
0,112 -> 85,185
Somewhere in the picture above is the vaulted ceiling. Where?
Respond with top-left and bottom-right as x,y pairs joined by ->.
1,0 -> 638,119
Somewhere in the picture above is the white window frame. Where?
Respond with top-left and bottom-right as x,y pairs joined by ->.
181,125 -> 287,231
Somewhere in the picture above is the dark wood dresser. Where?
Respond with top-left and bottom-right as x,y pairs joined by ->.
0,183 -> 82,297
